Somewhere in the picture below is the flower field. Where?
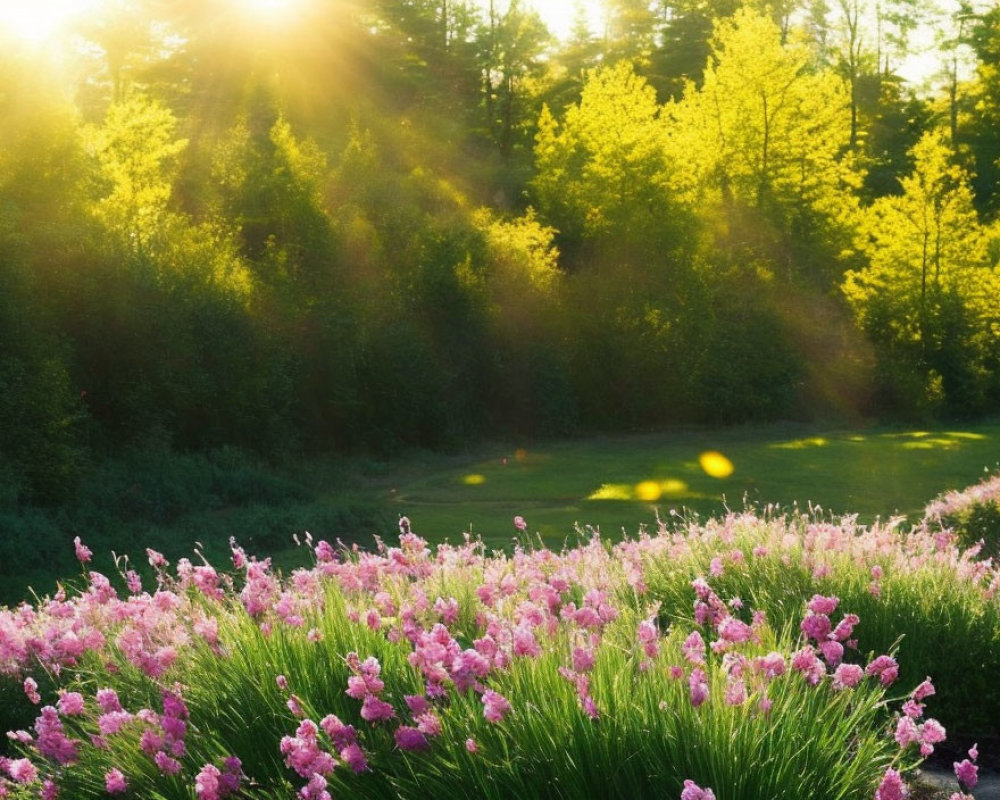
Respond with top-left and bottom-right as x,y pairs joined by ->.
1,492 -> 998,799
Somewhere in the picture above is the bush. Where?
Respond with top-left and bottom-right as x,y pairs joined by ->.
923,472 -> 1000,560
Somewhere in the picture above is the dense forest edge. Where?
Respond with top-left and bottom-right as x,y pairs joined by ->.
4,0 -> 1000,599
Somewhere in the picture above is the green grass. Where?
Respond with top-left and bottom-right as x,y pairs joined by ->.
3,421 -> 998,608
366,422 -> 1000,551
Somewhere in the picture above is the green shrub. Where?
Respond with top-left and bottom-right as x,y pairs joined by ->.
923,472 -> 1000,560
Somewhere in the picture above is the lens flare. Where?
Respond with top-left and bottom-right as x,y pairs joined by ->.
699,451 -> 734,479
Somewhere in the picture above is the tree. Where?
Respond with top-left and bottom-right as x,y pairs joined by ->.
532,61 -> 687,262
662,7 -> 861,285
843,129 -> 1000,413
88,94 -> 188,262
478,0 -> 551,160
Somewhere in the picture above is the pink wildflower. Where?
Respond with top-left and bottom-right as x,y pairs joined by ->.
754,652 -> 786,679
866,655 -> 899,686
681,779 -> 717,800
514,516 -> 527,531
23,677 -> 40,704
724,679 -> 747,706
513,626 -> 542,658
340,742 -> 368,773
689,668 -> 709,708
874,768 -> 907,800
717,617 -> 753,645
682,631 -> 706,665
154,752 -> 182,775
7,758 -> 38,784
195,764 -> 221,800
572,646 -> 596,673
790,646 -> 825,685
415,712 -> 442,737
895,716 -> 920,748
806,594 -> 839,615
360,694 -> 395,723
105,769 -> 127,794
73,537 -> 92,563
482,690 -> 511,723
800,613 -> 832,642
818,640 -> 844,667
912,678 -> 935,701
954,759 -> 978,791
395,725 -> 429,751
901,699 -> 924,719
57,692 -> 85,716
96,688 -> 123,714
919,718 -> 946,757
831,663 -> 864,690
465,737 -> 478,753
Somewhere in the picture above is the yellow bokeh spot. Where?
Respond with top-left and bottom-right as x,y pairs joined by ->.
660,479 -> 688,495
635,480 -> 662,502
588,483 -> 632,501
772,437 -> 829,450
462,474 -> 487,485
515,448 -> 528,462
699,451 -> 734,479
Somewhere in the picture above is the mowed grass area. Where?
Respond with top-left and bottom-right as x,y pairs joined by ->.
363,422 -> 1000,551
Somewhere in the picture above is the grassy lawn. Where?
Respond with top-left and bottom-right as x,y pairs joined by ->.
361,422 -> 1000,551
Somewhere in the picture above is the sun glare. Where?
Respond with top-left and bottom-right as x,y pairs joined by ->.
0,0 -> 100,44
524,0 -> 604,41
245,0 -> 303,17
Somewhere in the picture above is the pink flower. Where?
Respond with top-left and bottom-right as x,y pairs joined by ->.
818,640 -> 844,667
954,758 -> 978,791
754,652 -> 786,679
572,646 -> 596,673
340,742 -> 368,773
901,699 -> 924,719
394,725 -> 429,751
415,711 -> 442,737
717,617 -> 753,644
807,594 -> 839,615
874,768 -> 906,800
482,690 -> 511,723
465,737 -> 478,753
514,516 -> 527,531
790,646 -> 825,685
865,655 -> 899,686
912,678 -> 935,701
105,769 -> 127,794
23,677 -> 40,704
895,715 -> 920,748
57,692 -> 85,716
513,626 -> 542,658
96,688 -> 123,714
195,764 -> 221,800
73,537 -> 92,563
682,631 -> 706,665
831,663 -> 863,690
800,613 -> 832,642
724,679 -> 747,706
7,758 -> 38,784
360,694 -> 395,723
689,668 -> 709,708
154,751 -> 182,774
681,779 -> 717,800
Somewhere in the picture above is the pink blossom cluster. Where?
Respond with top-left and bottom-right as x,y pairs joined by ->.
0,508 -> 993,798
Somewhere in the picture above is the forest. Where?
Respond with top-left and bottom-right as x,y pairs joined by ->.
2,0 -> 1000,513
